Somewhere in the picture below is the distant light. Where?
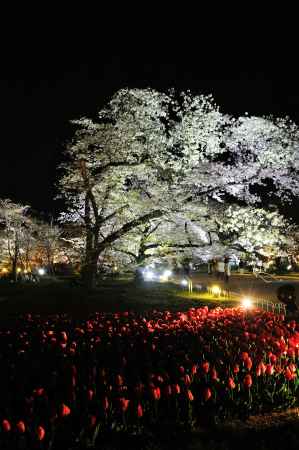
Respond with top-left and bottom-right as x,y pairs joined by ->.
181,279 -> 188,286
38,268 -> 46,276
211,285 -> 221,296
287,264 -> 292,270
24,270 -> 28,274
144,270 -> 154,281
242,297 -> 253,309
163,270 -> 172,278
1,268 -> 8,273
17,268 -> 22,273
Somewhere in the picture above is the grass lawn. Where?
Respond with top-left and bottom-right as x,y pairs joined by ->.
0,278 -> 241,323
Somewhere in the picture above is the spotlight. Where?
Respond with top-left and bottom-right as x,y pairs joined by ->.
181,279 -> 188,286
242,297 -> 253,309
144,270 -> 154,281
211,285 -> 221,296
38,268 -> 46,276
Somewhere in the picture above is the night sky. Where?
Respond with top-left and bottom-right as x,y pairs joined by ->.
1,47 -> 299,222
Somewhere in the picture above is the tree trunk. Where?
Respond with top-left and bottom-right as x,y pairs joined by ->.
12,256 -> 17,282
81,251 -> 99,289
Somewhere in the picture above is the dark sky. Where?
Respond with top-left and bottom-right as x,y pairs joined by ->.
1,47 -> 299,222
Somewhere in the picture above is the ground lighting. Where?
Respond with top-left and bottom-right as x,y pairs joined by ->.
143,270 -> 154,281
38,268 -> 46,276
211,285 -> 221,296
160,269 -> 172,282
181,279 -> 188,286
241,297 -> 253,309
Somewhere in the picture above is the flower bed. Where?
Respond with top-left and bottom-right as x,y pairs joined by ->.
0,307 -> 298,449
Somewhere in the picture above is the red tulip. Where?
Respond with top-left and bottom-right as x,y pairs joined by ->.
187,390 -> 194,401
16,421 -> 26,433
2,419 -> 11,432
173,384 -> 181,394
60,404 -> 71,417
184,374 -> 191,385
87,389 -> 94,401
233,364 -> 240,374
137,404 -> 143,418
243,374 -> 252,388
89,415 -> 97,427
116,375 -> 123,386
191,364 -> 197,375
228,377 -> 236,389
211,368 -> 218,380
119,397 -> 130,412
179,366 -> 185,374
285,368 -> 295,381
241,352 -> 249,361
269,353 -> 277,364
244,357 -> 252,371
60,331 -> 68,342
289,363 -> 297,373
33,388 -> 45,397
102,396 -> 109,411
36,426 -> 45,441
203,387 -> 212,401
266,364 -> 274,376
202,362 -> 210,373
151,387 -> 161,400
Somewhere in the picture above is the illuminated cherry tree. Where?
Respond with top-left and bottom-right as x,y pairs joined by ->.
58,88 -> 299,287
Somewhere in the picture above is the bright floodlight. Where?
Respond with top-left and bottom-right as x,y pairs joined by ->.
242,297 -> 253,309
144,270 -> 154,281
211,285 -> 221,296
181,279 -> 188,286
163,270 -> 172,278
38,268 -> 46,276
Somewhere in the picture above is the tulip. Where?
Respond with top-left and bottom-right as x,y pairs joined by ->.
266,364 -> 274,376
228,377 -> 236,389
16,421 -> 26,433
116,374 -> 123,386
137,404 -> 143,418
241,352 -> 249,361
102,396 -> 109,411
244,357 -> 252,371
36,426 -> 46,441
89,415 -> 97,427
151,387 -> 161,400
269,353 -> 277,364
184,374 -> 191,385
243,374 -> 252,389
289,363 -> 297,373
173,384 -> 181,394
203,387 -> 212,401
119,397 -> 130,412
2,419 -> 11,432
87,389 -> 94,401
211,368 -> 218,380
179,366 -> 185,374
60,404 -> 71,417
187,390 -> 194,401
191,365 -> 197,375
33,387 -> 45,396
202,361 -> 210,373
233,364 -> 240,374
285,368 -> 295,381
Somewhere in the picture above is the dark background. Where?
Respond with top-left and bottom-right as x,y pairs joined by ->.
1,43 -> 299,222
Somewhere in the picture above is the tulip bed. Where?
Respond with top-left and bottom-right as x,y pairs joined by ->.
0,307 -> 298,449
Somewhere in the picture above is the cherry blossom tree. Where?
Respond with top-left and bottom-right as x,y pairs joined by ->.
0,199 -> 32,281
58,88 -> 299,287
